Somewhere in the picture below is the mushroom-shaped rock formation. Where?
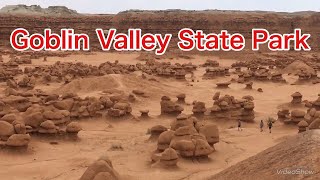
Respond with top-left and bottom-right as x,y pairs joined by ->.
245,82 -> 253,89
271,72 -> 286,82
80,156 -> 120,180
239,101 -> 255,122
242,95 -> 254,102
175,69 -> 187,80
176,94 -> 186,103
108,102 -> 132,117
219,101 -> 229,111
216,82 -> 231,89
160,96 -> 184,115
298,120 -> 308,133
139,109 -> 149,118
160,148 -> 179,166
202,60 -> 219,67
291,92 -> 303,104
192,101 -> 207,115
170,114 -> 194,131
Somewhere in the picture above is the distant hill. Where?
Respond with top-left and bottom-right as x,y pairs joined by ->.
209,130 -> 320,180
0,5 -> 79,16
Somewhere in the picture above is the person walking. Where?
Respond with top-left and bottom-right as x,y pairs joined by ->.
260,120 -> 264,132
268,120 -> 273,133
238,120 -> 242,131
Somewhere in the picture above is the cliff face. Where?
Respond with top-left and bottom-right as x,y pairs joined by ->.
0,10 -> 319,52
0,5 -> 79,16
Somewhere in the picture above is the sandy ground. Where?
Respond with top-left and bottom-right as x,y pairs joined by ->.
0,52 -> 317,180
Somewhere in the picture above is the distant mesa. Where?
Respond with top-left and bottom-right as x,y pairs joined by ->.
0,4 -> 79,16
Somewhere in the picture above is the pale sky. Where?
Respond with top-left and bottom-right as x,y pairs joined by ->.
0,0 -> 319,14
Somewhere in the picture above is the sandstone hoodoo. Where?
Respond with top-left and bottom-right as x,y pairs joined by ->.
203,67 -> 229,79
216,82 -> 231,89
297,120 -> 308,133
245,82 -> 253,89
175,69 -> 187,80
271,72 -> 286,82
160,96 -> 184,115
152,113 -> 220,163
176,94 -> 186,103
291,92 -> 303,104
209,94 -> 256,122
170,114 -> 194,131
201,60 -> 219,67
139,109 -> 149,118
108,102 -> 132,117
192,101 -> 207,116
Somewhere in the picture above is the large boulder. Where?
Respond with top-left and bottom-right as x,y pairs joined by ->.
157,130 -> 175,151
0,121 -> 15,136
39,120 -> 58,134
199,124 -> 219,146
24,112 -> 44,127
53,99 -> 74,111
66,122 -> 82,133
6,134 -> 31,147
170,140 -> 195,157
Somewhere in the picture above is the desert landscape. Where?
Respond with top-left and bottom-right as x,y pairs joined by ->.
0,4 -> 320,180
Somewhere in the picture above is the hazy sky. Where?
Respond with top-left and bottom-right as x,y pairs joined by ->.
0,0 -> 319,13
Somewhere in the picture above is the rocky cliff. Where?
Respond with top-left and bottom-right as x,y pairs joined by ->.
0,10 -> 319,52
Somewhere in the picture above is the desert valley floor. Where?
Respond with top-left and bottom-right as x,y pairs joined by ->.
0,51 -> 319,180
